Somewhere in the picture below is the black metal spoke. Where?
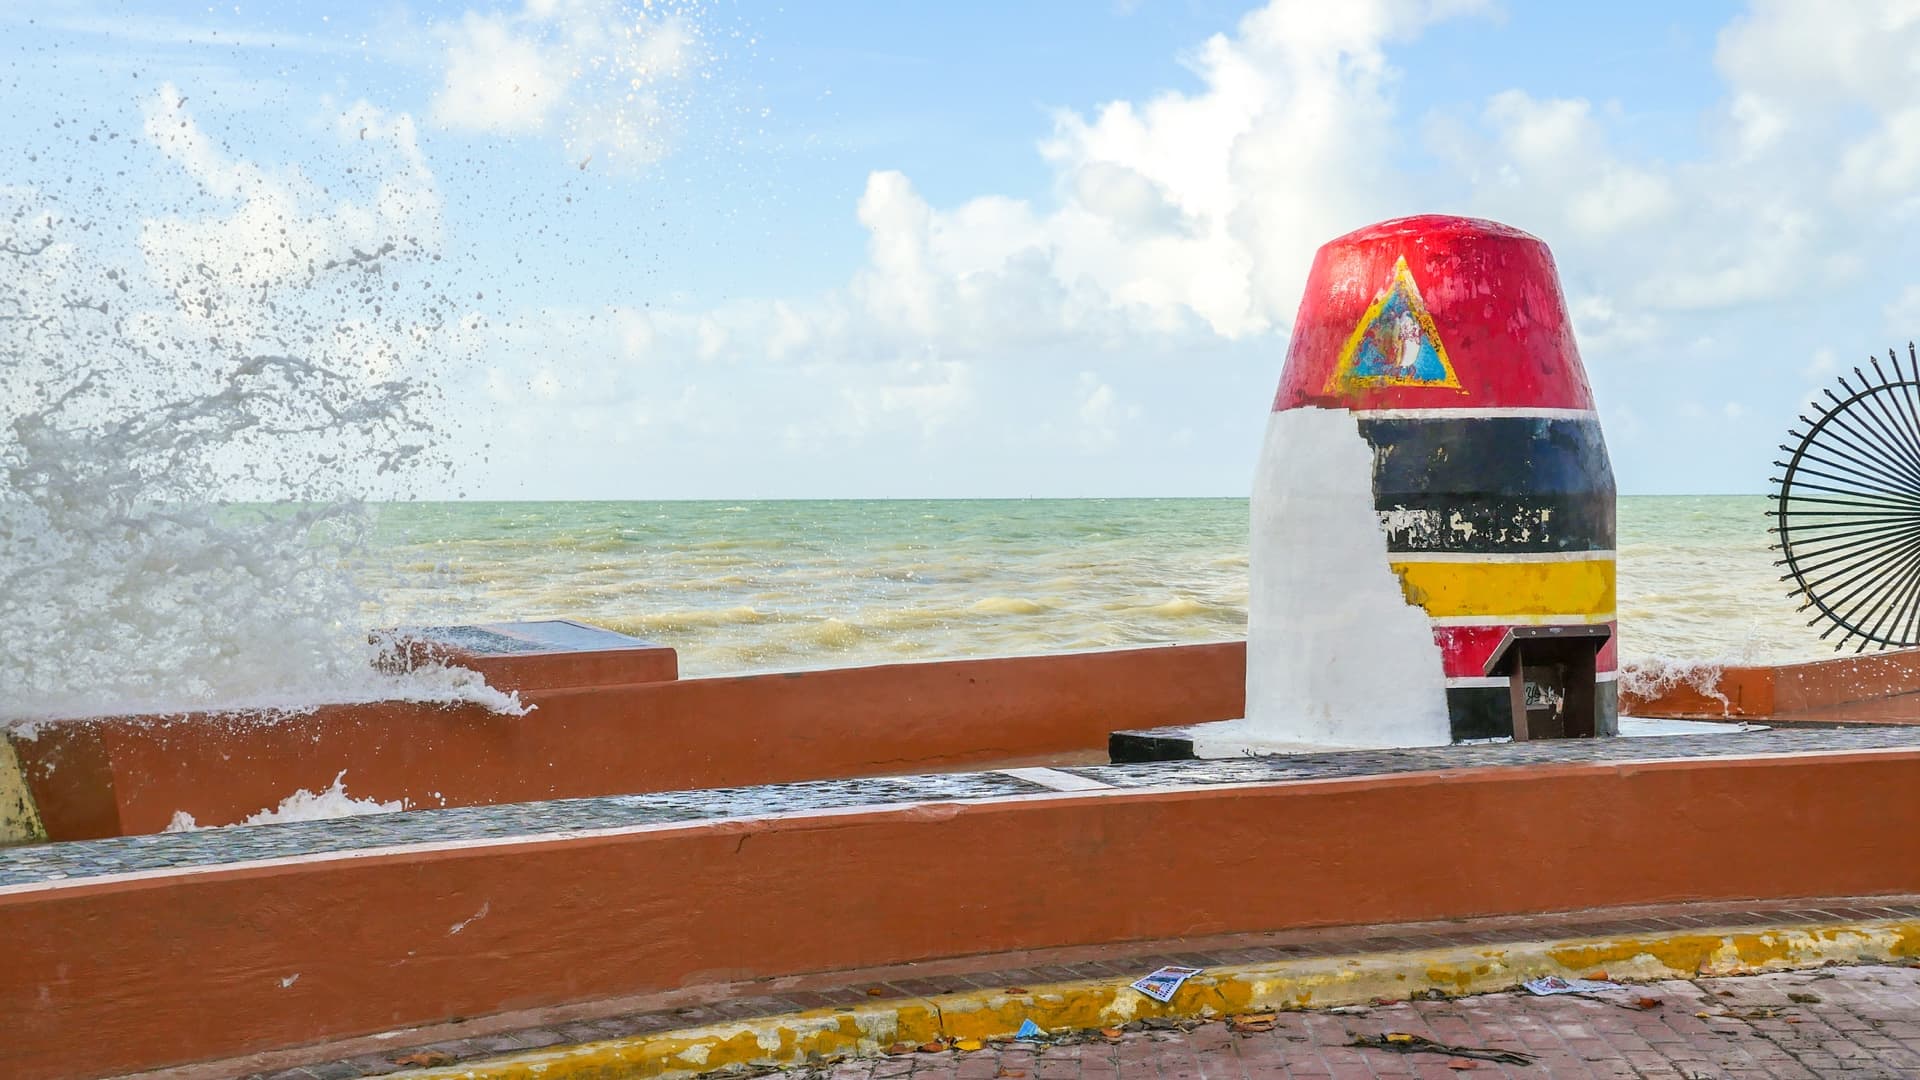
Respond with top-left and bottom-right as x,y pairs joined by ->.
1774,345 -> 1920,650
1806,405 -> 1920,491
1779,444 -> 1920,498
1775,477 -> 1920,506
1781,522 -> 1920,582
1854,544 -> 1920,652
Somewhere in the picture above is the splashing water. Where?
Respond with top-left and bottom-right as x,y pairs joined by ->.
164,771 -> 407,832
0,88 -> 519,728
1617,657 -> 1731,715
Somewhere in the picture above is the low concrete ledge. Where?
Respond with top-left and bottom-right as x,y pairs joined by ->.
7,642 -> 1246,840
36,636 -> 1918,845
8,741 -> 1920,1078
384,619 -> 681,694
21,631 -> 1920,846
1623,648 -> 1920,720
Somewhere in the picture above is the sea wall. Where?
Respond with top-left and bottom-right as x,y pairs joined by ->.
1621,649 -> 1920,719
8,748 -> 1920,1078
8,642 -> 1246,840
18,639 -> 1920,844
15,639 -> 1920,844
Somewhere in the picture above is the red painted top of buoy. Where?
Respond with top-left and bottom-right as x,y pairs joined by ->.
1272,214 -> 1595,412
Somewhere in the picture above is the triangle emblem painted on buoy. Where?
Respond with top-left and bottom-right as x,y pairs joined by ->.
1326,255 -> 1462,391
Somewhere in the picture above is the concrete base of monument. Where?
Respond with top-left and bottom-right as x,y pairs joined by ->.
1109,715 -> 1768,762
1107,718 -> 1356,761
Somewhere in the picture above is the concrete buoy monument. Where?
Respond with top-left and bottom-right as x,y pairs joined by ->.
1115,214 -> 1616,759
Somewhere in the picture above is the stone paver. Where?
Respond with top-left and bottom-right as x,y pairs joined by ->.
11,725 -> 1920,889
800,966 -> 1920,1080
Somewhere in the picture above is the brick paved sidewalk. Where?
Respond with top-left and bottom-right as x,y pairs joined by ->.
184,896 -> 1920,1080
804,966 -> 1920,1080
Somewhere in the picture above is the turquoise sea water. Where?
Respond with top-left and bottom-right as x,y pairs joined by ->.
356,495 -> 1828,677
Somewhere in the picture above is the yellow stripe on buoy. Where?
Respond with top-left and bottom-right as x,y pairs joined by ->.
1388,558 -> 1614,619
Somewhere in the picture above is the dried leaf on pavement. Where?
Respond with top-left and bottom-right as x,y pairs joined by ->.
1230,1013 -> 1277,1034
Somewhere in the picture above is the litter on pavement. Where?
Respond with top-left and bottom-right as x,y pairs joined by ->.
1129,965 -> 1203,1003
1523,975 -> 1624,995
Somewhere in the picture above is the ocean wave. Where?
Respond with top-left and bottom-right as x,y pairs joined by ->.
340,494 -> 1835,686
1126,596 -> 1243,621
969,596 -> 1051,615
588,606 -> 771,633
806,618 -> 866,649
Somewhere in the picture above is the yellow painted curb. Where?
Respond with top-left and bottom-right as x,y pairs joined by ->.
0,736 -> 47,846
402,917 -> 1920,1080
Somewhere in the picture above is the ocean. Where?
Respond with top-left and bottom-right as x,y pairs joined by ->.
358,495 -> 1829,678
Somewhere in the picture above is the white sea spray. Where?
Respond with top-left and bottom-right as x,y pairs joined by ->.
163,770 -> 406,831
1618,657 -> 1731,714
0,89 -> 520,727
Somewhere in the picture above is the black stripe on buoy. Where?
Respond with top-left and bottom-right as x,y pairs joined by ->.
1358,416 -> 1614,554
1446,683 -> 1620,741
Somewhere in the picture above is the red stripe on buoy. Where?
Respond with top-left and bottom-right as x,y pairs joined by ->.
1435,622 -> 1619,679
1274,215 -> 1595,413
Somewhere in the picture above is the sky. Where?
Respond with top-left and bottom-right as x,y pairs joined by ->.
5,0 -> 1919,499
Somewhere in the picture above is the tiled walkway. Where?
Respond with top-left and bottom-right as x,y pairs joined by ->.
11,726 -> 1920,889
807,965 -> 1920,1079
197,896 -> 1920,1080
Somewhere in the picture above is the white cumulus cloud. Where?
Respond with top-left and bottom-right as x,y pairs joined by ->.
463,0 -> 1920,495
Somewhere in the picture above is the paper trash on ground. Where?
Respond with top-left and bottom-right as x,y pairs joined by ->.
1131,966 -> 1204,1003
1523,975 -> 1624,995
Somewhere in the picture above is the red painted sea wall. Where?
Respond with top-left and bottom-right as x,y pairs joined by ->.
19,640 -> 1920,842
1619,648 -> 1920,719
8,750 -> 1920,1078
12,643 -> 1247,840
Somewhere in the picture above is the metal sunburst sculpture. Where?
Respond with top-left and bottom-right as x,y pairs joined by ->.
1772,344 -> 1920,652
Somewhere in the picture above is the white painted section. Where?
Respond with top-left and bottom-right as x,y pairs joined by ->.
1184,717 -> 1351,757
1352,407 -> 1597,421
1618,717 -> 1769,736
1446,673 -> 1620,689
1429,613 -> 1612,627
1246,407 -> 1452,748
1180,715 -> 1767,756
996,767 -> 1111,791
1445,676 -> 1513,690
